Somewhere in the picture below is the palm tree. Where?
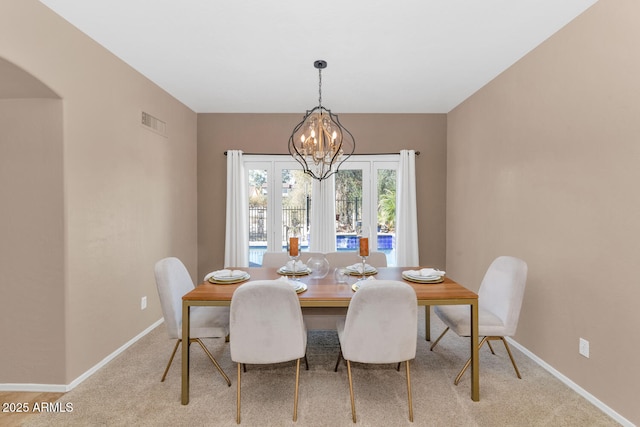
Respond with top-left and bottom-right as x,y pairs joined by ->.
378,188 -> 396,232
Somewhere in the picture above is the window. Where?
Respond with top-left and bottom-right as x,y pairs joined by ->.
245,155 -> 398,266
335,157 -> 397,265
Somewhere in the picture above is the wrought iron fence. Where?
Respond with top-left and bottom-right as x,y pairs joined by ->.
248,206 -> 267,241
249,197 -> 362,242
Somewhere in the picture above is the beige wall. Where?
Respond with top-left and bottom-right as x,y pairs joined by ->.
1,0 -> 198,384
197,113 -> 447,279
447,0 -> 639,423
0,99 -> 65,383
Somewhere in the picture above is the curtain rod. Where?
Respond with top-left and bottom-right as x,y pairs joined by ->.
223,151 -> 420,156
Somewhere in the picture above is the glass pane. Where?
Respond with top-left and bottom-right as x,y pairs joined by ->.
248,168 -> 268,266
281,169 -> 312,252
377,169 -> 397,266
335,169 -> 363,252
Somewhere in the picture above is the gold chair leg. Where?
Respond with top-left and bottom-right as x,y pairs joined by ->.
346,360 -> 356,423
405,360 -> 414,422
454,336 -> 488,385
236,363 -> 241,424
454,336 -> 522,385
499,337 -> 522,379
429,327 -> 450,351
193,338 -> 231,386
293,358 -> 301,421
161,339 -> 181,382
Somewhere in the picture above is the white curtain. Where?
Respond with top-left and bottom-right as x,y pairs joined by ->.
309,175 -> 336,253
395,149 -> 419,266
224,150 -> 249,267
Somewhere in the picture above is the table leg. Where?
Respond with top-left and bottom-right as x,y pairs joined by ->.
181,301 -> 190,405
425,305 -> 431,341
470,299 -> 479,401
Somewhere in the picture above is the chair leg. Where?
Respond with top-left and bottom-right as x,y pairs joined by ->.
236,363 -> 241,424
454,336 -> 489,385
405,360 -> 414,422
304,354 -> 309,371
293,358 -> 301,421
429,327 -> 450,351
161,339 -> 181,382
334,349 -> 343,372
454,336 -> 522,385
346,360 -> 356,423
486,339 -> 496,355
499,337 -> 522,379
193,338 -> 231,386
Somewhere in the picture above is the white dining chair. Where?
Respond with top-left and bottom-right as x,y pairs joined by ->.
324,250 -> 387,268
430,256 -> 528,384
366,251 -> 388,267
260,251 -> 336,330
154,257 -> 231,386
335,280 -> 418,423
260,251 -> 290,268
230,280 -> 308,424
261,251 -> 322,267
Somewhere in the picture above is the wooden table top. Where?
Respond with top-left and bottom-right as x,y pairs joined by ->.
184,267 -> 477,307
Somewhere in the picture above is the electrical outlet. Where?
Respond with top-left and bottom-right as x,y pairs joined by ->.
579,338 -> 589,358
141,296 -> 147,310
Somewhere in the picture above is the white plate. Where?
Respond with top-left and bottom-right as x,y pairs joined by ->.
401,272 -> 444,284
405,273 -> 441,280
281,279 -> 308,293
351,281 -> 373,292
277,267 -> 312,276
345,265 -> 377,275
293,282 -> 308,294
214,272 -> 248,281
208,273 -> 250,284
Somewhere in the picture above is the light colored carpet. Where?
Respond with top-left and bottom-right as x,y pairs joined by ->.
25,308 -> 617,426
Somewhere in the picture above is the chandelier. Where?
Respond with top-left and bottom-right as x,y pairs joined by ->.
288,60 -> 355,181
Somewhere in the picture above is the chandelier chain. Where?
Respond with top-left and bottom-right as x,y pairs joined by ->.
318,68 -> 322,108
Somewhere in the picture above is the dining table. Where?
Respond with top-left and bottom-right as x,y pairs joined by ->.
181,266 -> 479,404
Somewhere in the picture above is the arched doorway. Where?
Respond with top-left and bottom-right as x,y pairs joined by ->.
0,57 -> 66,385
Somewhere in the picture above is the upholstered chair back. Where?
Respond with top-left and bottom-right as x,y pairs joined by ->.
478,256 -> 528,337
261,251 -> 323,267
261,252 -> 291,267
339,280 -> 417,364
324,251 -> 387,268
230,280 -> 307,364
155,257 -> 195,339
154,257 -> 229,340
366,251 -> 388,267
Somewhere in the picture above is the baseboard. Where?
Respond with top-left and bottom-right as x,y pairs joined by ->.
0,383 -> 68,393
0,318 -> 164,393
506,337 -> 635,427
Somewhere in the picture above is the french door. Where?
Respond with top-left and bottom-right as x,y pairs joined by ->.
245,156 -> 312,264
245,154 -> 398,266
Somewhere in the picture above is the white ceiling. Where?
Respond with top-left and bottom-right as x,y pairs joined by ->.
39,0 -> 598,114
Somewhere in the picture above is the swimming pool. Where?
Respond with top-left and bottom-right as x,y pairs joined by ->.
249,233 -> 396,266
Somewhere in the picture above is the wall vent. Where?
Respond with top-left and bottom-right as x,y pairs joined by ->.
141,111 -> 167,137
